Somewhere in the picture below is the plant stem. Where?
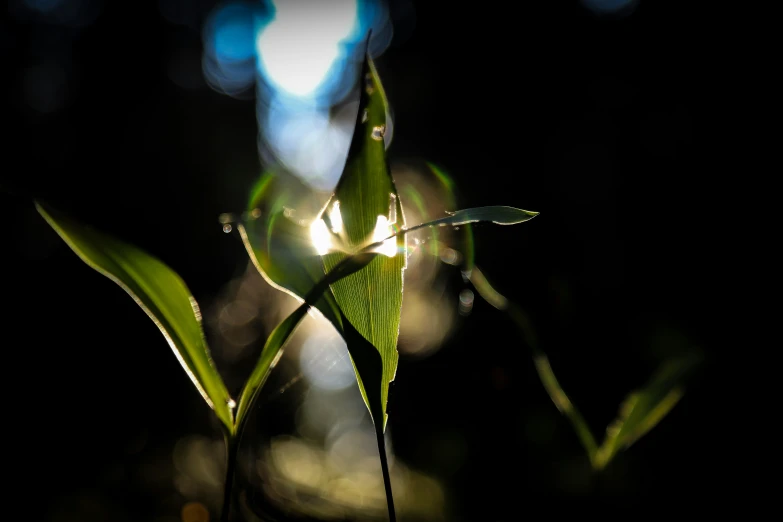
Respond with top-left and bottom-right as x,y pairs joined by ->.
221,433 -> 239,522
375,427 -> 397,522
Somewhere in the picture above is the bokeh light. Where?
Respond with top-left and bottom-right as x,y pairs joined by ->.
202,1 -> 270,98
299,322 -> 356,391
260,99 -> 356,190
256,0 -> 356,98
199,0 -> 405,189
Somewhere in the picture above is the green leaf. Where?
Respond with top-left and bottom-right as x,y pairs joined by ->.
235,203 -> 542,431
411,205 -> 538,229
238,55 -> 538,522
467,266 -> 598,460
464,262 -> 700,471
233,238 -> 390,514
593,354 -> 701,470
234,251 -> 381,433
237,175 -> 342,328
234,303 -> 309,433
36,202 -> 235,434
317,55 -> 406,430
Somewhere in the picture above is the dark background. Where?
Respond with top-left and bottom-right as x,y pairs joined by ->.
2,0 -> 716,520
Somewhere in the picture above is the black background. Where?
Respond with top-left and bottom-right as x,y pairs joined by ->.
2,0 -> 717,520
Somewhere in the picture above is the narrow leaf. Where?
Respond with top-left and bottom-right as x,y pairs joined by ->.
412,205 -> 538,230
236,215 -> 542,432
593,354 -> 701,469
465,262 -> 700,470
468,265 -> 598,460
234,304 -> 309,433
234,250 -> 382,432
318,55 -> 406,429
238,173 -> 342,328
36,202 -> 235,433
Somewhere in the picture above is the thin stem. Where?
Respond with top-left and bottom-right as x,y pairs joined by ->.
375,427 -> 397,522
221,433 -> 239,522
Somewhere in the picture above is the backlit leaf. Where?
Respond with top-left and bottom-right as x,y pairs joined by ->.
36,202 -> 235,434
237,173 -> 342,328
317,55 -> 406,429
234,251 -> 381,433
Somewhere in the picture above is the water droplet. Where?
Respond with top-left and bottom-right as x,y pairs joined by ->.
227,398 -> 236,409
459,289 -> 475,316
440,248 -> 461,265
362,109 -> 368,123
218,213 -> 235,224
365,73 -> 374,94
250,208 -> 261,219
223,224 -> 233,233
371,125 -> 386,141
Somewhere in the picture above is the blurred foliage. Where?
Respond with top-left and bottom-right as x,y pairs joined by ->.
466,263 -> 702,470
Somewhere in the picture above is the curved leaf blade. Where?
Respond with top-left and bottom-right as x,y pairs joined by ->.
238,173 -> 342,328
235,208 -> 542,431
465,262 -> 700,471
36,202 -> 235,434
423,205 -> 538,228
234,251 -> 381,432
467,265 -> 597,460
593,354 -> 702,469
319,55 -> 405,428
234,303 -> 309,433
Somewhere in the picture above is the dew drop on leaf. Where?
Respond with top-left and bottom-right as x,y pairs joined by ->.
365,73 -> 374,94
371,125 -> 386,141
227,398 -> 236,409
223,224 -> 233,234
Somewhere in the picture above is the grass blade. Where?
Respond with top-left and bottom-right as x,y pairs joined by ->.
238,172 -> 343,329
408,205 -> 538,230
466,262 -> 700,470
36,202 -> 235,434
468,266 -> 598,461
593,354 -> 702,469
234,250 -> 381,433
318,54 -> 406,431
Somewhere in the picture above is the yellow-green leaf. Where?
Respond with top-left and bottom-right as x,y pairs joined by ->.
465,262 -> 700,471
36,202 -> 235,434
593,354 -> 701,469
234,250 -> 381,434
313,55 -> 405,428
238,176 -> 342,328
468,265 -> 598,461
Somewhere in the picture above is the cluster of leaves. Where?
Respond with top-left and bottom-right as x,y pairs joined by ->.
33,53 -> 698,520
35,55 -> 536,521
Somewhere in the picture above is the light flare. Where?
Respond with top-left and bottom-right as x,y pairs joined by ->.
310,218 -> 333,256
371,215 -> 397,257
